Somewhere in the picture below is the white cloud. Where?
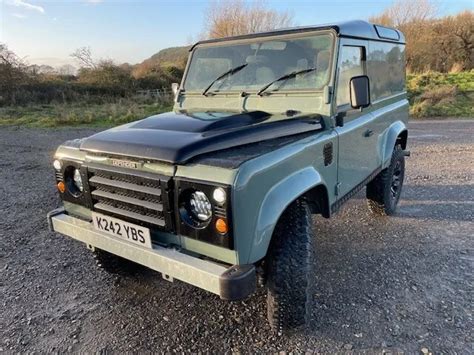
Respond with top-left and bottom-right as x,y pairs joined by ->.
12,12 -> 27,19
85,0 -> 103,3
12,0 -> 45,14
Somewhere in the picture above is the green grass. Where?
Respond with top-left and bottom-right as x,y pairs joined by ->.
0,101 -> 173,128
407,71 -> 474,118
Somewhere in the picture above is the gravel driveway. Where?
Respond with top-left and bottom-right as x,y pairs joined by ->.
1,120 -> 473,353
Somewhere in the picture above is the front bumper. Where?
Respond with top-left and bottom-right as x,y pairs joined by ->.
47,208 -> 255,300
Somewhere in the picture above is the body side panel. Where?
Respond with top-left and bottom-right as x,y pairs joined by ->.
364,96 -> 409,168
232,129 -> 338,264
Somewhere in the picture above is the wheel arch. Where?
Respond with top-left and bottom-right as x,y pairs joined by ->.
397,129 -> 408,150
303,183 -> 330,218
382,121 -> 408,168
247,167 -> 328,263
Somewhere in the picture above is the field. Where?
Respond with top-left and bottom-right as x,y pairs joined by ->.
0,71 -> 472,127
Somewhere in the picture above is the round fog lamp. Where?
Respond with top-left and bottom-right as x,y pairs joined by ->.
213,187 -> 226,205
73,168 -> 84,192
189,191 -> 212,222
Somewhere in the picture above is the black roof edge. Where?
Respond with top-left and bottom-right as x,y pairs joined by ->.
189,20 -> 405,51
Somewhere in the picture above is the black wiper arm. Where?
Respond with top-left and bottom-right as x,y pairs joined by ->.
202,63 -> 248,96
256,67 -> 316,96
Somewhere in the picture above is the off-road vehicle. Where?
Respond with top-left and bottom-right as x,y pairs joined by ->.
48,20 -> 409,332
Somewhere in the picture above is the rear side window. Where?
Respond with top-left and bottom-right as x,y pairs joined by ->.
368,42 -> 405,101
336,46 -> 366,107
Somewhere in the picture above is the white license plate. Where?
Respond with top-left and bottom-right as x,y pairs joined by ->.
92,212 -> 152,248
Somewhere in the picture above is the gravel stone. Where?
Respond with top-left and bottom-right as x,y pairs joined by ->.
1,120 -> 472,352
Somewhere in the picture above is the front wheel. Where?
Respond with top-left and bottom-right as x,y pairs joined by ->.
366,145 -> 406,215
266,198 -> 313,334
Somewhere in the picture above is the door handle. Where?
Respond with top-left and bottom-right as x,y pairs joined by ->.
364,129 -> 374,137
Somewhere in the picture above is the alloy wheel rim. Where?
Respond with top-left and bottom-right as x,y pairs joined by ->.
390,161 -> 402,199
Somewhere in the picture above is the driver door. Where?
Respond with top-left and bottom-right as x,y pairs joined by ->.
334,39 -> 380,198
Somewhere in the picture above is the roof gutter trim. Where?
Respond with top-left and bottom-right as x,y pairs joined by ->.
190,25 -> 339,51
339,34 -> 406,45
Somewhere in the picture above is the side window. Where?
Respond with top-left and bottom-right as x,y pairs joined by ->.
336,46 -> 366,107
368,42 -> 405,101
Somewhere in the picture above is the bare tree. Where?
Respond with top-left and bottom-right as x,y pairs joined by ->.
57,64 -> 77,76
369,0 -> 437,27
369,0 -> 439,72
205,0 -> 293,39
0,44 -> 32,104
369,0 -> 473,72
0,44 -> 29,85
0,44 -> 27,69
70,46 -> 97,69
450,11 -> 474,69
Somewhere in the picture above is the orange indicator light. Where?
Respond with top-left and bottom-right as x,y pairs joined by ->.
215,218 -> 228,234
57,181 -> 66,193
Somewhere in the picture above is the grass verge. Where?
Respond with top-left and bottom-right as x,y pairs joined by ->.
407,71 -> 473,118
0,101 -> 173,128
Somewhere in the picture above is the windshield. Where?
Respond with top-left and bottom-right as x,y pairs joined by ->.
184,32 -> 334,94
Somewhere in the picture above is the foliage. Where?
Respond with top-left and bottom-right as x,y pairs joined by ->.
407,71 -> 474,118
0,44 -> 34,103
77,60 -> 133,87
370,1 -> 473,73
0,44 -> 182,107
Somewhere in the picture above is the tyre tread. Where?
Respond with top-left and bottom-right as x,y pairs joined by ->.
366,145 -> 405,216
266,198 -> 313,334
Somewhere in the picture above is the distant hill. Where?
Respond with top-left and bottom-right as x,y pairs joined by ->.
148,46 -> 190,66
132,46 -> 189,80
136,46 -> 190,70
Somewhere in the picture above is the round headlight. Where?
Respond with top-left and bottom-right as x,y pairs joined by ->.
63,166 -> 83,197
73,168 -> 83,192
212,187 -> 226,205
189,191 -> 212,222
53,159 -> 62,171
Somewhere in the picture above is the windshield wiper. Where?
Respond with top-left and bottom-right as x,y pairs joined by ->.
202,63 -> 248,96
256,67 -> 316,96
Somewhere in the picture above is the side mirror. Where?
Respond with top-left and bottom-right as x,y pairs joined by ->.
171,83 -> 180,101
349,75 -> 370,109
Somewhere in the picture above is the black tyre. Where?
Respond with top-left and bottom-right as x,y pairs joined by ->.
93,248 -> 143,275
366,145 -> 405,215
266,198 -> 312,334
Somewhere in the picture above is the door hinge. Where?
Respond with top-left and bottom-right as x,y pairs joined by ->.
335,182 -> 341,196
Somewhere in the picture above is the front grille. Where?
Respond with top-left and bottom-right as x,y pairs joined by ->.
86,163 -> 173,231
55,171 -> 64,182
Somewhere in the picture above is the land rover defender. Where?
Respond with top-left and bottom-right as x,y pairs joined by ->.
48,20 -> 409,332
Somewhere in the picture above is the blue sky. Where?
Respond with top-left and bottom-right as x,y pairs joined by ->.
1,0 -> 472,67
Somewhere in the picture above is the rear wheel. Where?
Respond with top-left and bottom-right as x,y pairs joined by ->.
93,248 -> 143,275
366,145 -> 405,215
266,198 -> 313,334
